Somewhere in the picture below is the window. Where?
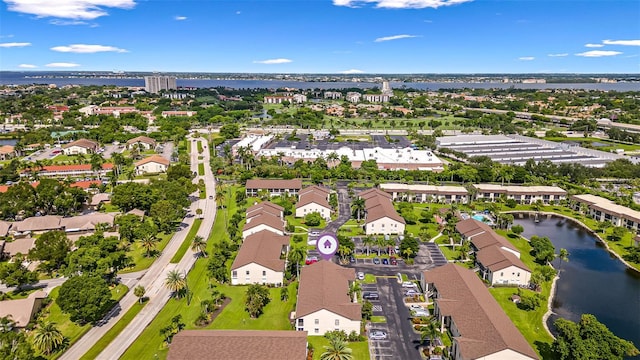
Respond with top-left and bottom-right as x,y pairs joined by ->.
517,272 -> 520,277
232,271 -> 237,278
314,328 -> 319,334
335,319 -> 340,326
315,319 -> 319,325
298,319 -> 304,326
246,271 -> 250,275
262,271 -> 266,276
500,272 -> 503,276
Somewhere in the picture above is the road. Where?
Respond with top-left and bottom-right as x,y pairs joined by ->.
102,144 -> 124,159
0,271 -> 145,295
60,136 -> 216,360
160,142 -> 174,161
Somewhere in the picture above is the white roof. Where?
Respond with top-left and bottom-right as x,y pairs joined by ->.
473,184 -> 567,194
436,134 -> 514,146
362,147 -> 442,165
380,183 -> 468,194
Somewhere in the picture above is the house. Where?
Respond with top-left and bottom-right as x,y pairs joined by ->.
62,138 -> 99,155
134,155 -> 170,175
60,213 -> 115,234
89,193 -> 111,209
473,184 -> 567,204
264,96 -> 294,104
12,215 -> 63,235
295,185 -> 331,220
0,145 -> 16,160
0,221 -> 11,237
231,231 -> 289,286
362,94 -> 390,103
167,330 -> 308,360
379,183 -> 469,204
1,237 -> 36,258
126,136 -> 157,150
20,163 -> 114,179
456,219 -> 520,258
245,179 -> 303,197
294,261 -> 361,336
242,213 -> 286,239
0,290 -> 47,328
421,264 -> 539,360
571,194 -> 640,232
246,201 -> 284,221
476,246 -> 531,286
359,188 -> 406,236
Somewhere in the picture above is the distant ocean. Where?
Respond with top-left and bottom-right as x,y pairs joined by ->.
1,72 -> 638,91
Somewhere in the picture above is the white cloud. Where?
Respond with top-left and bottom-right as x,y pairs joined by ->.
236,11 -> 241,15
175,16 -> 187,21
253,58 -> 292,64
575,50 -> 622,57
51,44 -> 128,53
374,34 -> 420,42
518,56 -> 535,61
46,62 -> 80,68
18,64 -> 37,68
0,42 -> 31,47
49,19 -> 89,25
548,53 -> 568,57
333,0 -> 472,9
340,69 -> 365,74
0,34 -> 14,39
3,0 -> 136,20
585,43 -> 604,48
603,39 -> 640,46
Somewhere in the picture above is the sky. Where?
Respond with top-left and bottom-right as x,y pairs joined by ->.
0,0 -> 639,73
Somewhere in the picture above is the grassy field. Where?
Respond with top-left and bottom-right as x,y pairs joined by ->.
36,284 -> 128,360
120,232 -> 173,273
79,301 -> 147,360
169,218 -> 203,263
544,137 -> 640,152
307,336 -> 369,360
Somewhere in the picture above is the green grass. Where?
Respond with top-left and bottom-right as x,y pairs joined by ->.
169,218 -> 203,263
307,336 -> 369,360
370,316 -> 386,323
36,284 -> 128,360
438,244 -> 459,261
363,274 -> 377,284
197,163 -> 204,176
79,301 -> 147,360
197,141 -> 203,154
120,232 -> 173,273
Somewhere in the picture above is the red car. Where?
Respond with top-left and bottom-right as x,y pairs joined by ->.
390,256 -> 398,265
305,256 -> 318,265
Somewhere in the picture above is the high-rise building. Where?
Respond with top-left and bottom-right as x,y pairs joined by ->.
381,81 -> 393,96
144,76 -> 177,94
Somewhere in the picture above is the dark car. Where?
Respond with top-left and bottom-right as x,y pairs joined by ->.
363,292 -> 380,300
349,256 -> 356,264
382,258 -> 389,265
373,257 -> 381,265
390,256 -> 398,265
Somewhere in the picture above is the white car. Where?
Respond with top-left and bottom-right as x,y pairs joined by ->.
402,281 -> 417,288
412,309 -> 430,318
357,272 -> 365,280
409,304 -> 424,311
309,231 -> 320,236
404,289 -> 420,297
369,331 -> 388,340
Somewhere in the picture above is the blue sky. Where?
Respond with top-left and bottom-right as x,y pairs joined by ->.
0,0 -> 638,73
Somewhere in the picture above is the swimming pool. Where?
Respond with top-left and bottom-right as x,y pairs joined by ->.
472,214 -> 486,222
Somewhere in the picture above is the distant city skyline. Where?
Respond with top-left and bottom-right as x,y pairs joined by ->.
0,0 -> 638,74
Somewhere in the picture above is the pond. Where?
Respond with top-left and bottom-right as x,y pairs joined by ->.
514,215 -> 640,357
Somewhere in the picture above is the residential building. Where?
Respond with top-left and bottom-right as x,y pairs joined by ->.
1,237 -> 35,258
421,264 -> 539,360
472,184 -> 567,204
12,215 -> 63,235
242,213 -> 286,239
230,230 -> 289,286
295,185 -> 331,220
126,136 -> 157,150
346,92 -> 362,103
362,94 -> 390,103
264,96 -> 293,104
324,91 -> 342,99
144,75 -> 177,94
10,213 -> 115,236
359,188 -> 406,235
455,219 -> 520,258
135,155 -> 170,175
292,94 -> 307,103
0,291 -> 47,328
246,201 -> 284,222
0,221 -> 11,237
20,163 -> 114,179
476,246 -> 531,286
571,194 -> 640,231
62,138 -> 99,155
59,213 -> 115,234
379,183 -> 469,204
294,261 -> 361,335
167,330 -> 308,360
161,111 -> 197,117
232,134 -> 274,156
0,145 -> 16,160
245,179 -> 303,197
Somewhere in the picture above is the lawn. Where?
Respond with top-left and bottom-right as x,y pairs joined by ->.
36,284 -> 128,360
79,301 -> 147,360
197,141 -> 203,154
363,274 -> 377,284
307,336 -> 369,360
543,137 -> 640,152
370,316 -> 386,323
169,218 -> 202,263
437,244 -> 459,261
120,231 -> 173,273
197,163 -> 204,176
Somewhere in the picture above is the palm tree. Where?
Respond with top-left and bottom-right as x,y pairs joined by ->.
362,236 -> 374,256
191,236 -> 207,258
459,241 -> 471,261
140,233 -> 158,257
402,247 -> 414,260
351,197 -> 366,222
165,270 -> 187,298
375,236 -> 386,256
348,281 -> 361,302
420,320 -> 440,354
557,248 -> 569,273
288,245 -> 306,279
337,245 -> 352,264
320,338 -> 354,360
33,321 -> 65,355
134,285 -> 146,304
215,188 -> 226,208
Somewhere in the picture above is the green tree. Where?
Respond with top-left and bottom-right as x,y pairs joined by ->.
557,248 -> 569,273
304,212 -> 323,227
0,258 -> 38,289
191,236 -> 207,258
28,230 -> 71,273
351,197 -> 366,222
0,317 -> 35,359
150,199 -> 185,233
245,284 -> 270,318
420,320 -> 440,353
57,275 -> 112,324
511,224 -> 524,236
219,123 -> 240,139
609,226 -> 627,242
165,270 -> 187,299
134,285 -> 146,304
530,235 -> 556,264
288,245 -> 306,279
32,321 -> 65,355
320,337 -> 354,360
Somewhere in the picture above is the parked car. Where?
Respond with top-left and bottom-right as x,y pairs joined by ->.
404,289 -> 420,297
382,258 -> 389,265
402,281 -> 417,288
409,304 -> 424,311
305,256 -> 318,265
412,309 -> 430,318
363,292 -> 380,300
369,330 -> 388,340
209,195 -> 213,199
309,231 -> 320,236
349,256 -> 356,264
390,256 -> 398,265
357,272 -> 365,280
373,257 -> 381,265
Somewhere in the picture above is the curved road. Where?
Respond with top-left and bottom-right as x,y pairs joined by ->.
60,136 -> 217,360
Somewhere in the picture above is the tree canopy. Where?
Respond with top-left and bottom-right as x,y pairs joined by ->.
57,275 -> 113,324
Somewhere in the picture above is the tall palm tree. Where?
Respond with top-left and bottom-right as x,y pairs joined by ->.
420,320 -> 440,354
337,245 -> 352,264
348,281 -> 361,302
215,188 -> 226,208
557,248 -> 569,273
191,236 -> 207,258
375,236 -> 386,256
165,270 -> 187,298
134,285 -> 146,304
320,338 -> 354,360
33,321 -> 65,355
140,233 -> 158,257
362,236 -> 374,256
288,245 -> 306,279
351,197 -> 366,222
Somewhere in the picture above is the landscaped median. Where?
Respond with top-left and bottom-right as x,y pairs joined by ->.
169,218 -> 202,263
307,336 -> 369,360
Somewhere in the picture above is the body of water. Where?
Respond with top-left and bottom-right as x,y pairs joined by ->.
514,215 -> 640,355
1,73 -> 638,91
0,139 -> 17,146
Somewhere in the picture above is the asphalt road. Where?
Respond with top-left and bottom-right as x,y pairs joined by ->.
60,136 -> 217,360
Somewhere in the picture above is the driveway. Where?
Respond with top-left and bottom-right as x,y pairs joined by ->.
323,187 -> 352,234
102,144 -> 124,159
161,141 -> 174,161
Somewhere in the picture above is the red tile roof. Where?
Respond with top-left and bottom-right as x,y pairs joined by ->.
245,179 -> 302,190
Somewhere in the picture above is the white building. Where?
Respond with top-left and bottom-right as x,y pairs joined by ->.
295,186 -> 331,221
346,92 -> 362,103
242,213 -> 286,239
245,179 -> 303,198
126,136 -> 157,150
476,246 -> 531,286
324,91 -> 342,100
571,194 -> 640,231
379,183 -> 469,204
230,231 -> 289,286
294,261 -> 361,336
359,189 -> 406,236
144,76 -> 177,94
473,184 -> 567,204
362,94 -> 390,103
134,155 -> 170,175
62,138 -> 98,155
